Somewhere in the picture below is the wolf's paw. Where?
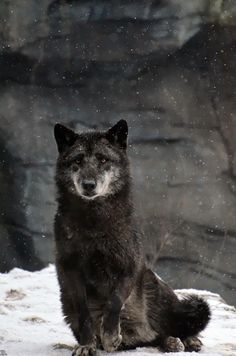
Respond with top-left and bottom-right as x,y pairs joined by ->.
100,324 -> 122,352
183,336 -> 202,352
72,345 -> 97,356
101,331 -> 122,352
163,336 -> 185,352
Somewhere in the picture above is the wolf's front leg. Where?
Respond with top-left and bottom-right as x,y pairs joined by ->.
100,278 -> 133,352
72,311 -> 97,356
72,344 -> 96,356
63,271 -> 97,356
100,295 -> 123,352
71,303 -> 97,356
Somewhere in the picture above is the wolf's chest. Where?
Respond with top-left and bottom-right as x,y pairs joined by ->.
80,246 -> 124,294
83,248 -> 123,279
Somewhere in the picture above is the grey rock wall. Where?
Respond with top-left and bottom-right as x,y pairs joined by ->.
0,0 -> 236,305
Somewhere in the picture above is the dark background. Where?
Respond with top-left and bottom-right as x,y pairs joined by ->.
0,1 -> 236,305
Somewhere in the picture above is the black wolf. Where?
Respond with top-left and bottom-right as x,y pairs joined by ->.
54,120 -> 210,355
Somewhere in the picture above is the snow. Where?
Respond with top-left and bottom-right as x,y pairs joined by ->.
0,265 -> 236,356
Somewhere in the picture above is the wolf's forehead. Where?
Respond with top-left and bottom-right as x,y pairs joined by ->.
94,140 -> 120,160
67,139 -> 120,161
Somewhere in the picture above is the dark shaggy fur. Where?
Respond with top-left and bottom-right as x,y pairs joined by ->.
53,120 -> 211,355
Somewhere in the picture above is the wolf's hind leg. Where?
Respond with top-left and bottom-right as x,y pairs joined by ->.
162,336 -> 185,352
182,336 -> 202,352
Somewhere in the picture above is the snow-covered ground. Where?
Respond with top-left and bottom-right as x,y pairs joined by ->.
0,265 -> 236,356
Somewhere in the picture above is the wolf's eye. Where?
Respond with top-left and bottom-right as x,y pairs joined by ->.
75,158 -> 82,165
96,154 -> 107,164
98,156 -> 107,164
72,159 -> 82,171
74,154 -> 84,166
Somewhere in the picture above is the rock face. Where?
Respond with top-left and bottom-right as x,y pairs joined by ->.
0,1 -> 236,305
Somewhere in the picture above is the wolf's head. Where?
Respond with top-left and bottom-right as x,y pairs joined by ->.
54,120 -> 129,201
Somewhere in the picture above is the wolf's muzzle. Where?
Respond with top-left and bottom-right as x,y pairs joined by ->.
82,179 -> 96,195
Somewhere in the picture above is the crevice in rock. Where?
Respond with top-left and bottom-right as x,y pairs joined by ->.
131,137 -> 188,145
0,134 -> 44,272
4,219 -> 53,239
189,267 -> 236,290
210,95 -> 236,185
157,256 -> 236,281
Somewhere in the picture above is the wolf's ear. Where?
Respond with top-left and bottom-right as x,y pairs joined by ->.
54,124 -> 77,153
106,120 -> 128,149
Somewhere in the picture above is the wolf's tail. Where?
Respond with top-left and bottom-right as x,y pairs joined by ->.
173,295 -> 211,339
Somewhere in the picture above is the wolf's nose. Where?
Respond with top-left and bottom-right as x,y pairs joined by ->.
82,179 -> 96,192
